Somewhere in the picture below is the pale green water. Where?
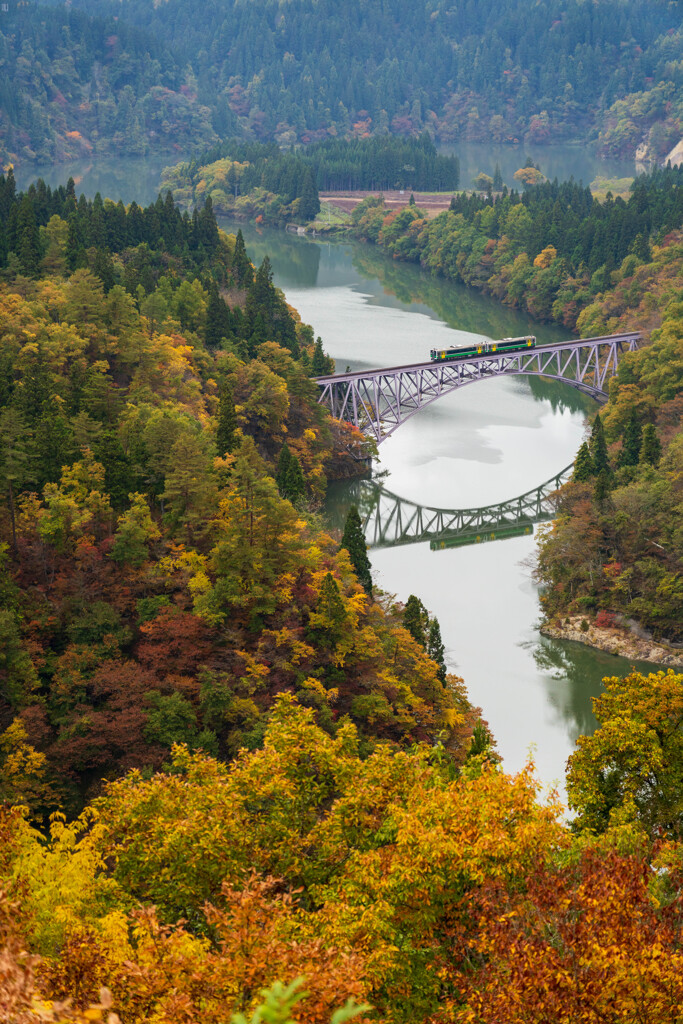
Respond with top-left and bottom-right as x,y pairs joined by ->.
13,151 -> 657,798
232,220 -> 660,799
14,153 -> 180,205
13,140 -> 638,203
444,140 -> 637,191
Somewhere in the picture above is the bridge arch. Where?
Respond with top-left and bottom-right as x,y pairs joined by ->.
315,333 -> 641,444
357,465 -> 573,550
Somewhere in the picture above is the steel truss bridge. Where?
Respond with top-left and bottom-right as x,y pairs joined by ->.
356,466 -> 573,551
315,333 -> 641,443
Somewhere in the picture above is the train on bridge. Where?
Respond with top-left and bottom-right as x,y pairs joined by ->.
430,335 -> 536,361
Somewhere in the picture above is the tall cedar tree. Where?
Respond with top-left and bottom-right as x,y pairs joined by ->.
216,379 -> 238,456
299,169 -> 320,222
403,594 -> 429,648
205,286 -> 231,350
573,441 -> 594,482
427,618 -> 447,683
618,410 -> 642,467
589,414 -> 610,477
311,337 -> 331,376
16,196 -> 41,276
233,229 -> 253,287
593,469 -> 611,506
318,571 -> 348,644
340,505 -> 373,596
0,407 -> 32,554
276,443 -> 305,503
640,423 -> 661,466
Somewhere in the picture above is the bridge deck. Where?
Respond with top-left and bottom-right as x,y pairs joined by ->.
314,331 -> 642,443
312,332 -> 641,384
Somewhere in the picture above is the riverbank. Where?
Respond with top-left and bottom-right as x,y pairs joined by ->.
541,616 -> 683,668
320,189 -> 452,219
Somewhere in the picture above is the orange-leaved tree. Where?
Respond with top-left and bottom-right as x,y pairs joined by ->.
452,847 -> 683,1024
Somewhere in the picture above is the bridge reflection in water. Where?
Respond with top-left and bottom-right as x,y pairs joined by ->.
347,465 -> 573,551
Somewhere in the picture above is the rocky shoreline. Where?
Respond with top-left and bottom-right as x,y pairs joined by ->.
541,615 -> 683,669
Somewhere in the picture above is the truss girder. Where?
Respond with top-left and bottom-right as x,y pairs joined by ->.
315,334 -> 641,444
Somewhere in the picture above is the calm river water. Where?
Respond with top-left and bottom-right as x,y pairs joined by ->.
231,221 -> 658,798
15,147 -> 655,799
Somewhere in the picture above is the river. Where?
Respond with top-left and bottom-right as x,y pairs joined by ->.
230,221 -> 658,799
13,139 -> 638,199
14,148 -> 657,800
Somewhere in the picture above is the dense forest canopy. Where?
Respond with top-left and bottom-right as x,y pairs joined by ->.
0,0 -> 216,165
0,172 -> 478,820
3,0 -> 683,1016
349,165 -> 683,642
161,135 -> 461,222
2,170 -> 683,1024
2,0 -> 682,168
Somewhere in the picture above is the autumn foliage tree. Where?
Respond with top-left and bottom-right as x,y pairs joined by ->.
454,848 -> 683,1024
567,670 -> 683,840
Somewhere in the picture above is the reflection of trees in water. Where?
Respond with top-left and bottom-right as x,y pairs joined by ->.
532,636 -> 660,748
17,154 -> 176,207
532,637 -> 603,745
223,220 -> 322,288
524,374 -> 595,416
350,247 -> 561,339
351,248 -> 594,417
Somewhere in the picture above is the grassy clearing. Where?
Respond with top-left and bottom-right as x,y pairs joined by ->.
311,200 -> 353,230
590,175 -> 634,200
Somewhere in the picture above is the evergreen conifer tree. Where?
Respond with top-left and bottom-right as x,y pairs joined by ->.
640,423 -> 661,467
92,430 -> 135,509
467,722 -> 497,761
493,164 -> 503,190
630,232 -> 651,263
573,441 -> 594,482
285,453 -> 305,503
340,505 -> 373,596
16,195 -> 41,276
0,407 -> 32,554
311,337 -> 330,376
318,571 -> 347,643
618,410 -> 642,467
427,617 -> 447,683
65,216 -> 85,272
589,414 -> 610,476
299,169 -> 320,221
276,443 -> 292,492
205,285 -> 230,350
92,248 -> 116,292
593,468 -> 611,505
403,594 -> 429,648
233,229 -> 253,287
276,444 -> 305,503
216,379 -> 237,456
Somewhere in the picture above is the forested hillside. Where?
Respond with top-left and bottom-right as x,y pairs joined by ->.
535,234 -> 683,641
161,136 -> 459,222
0,172 -> 480,819
349,168 -> 683,643
3,167 -> 683,1024
3,0 -> 682,169
0,0 -> 216,167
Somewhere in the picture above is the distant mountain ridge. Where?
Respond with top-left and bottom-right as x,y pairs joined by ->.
3,0 -> 682,168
